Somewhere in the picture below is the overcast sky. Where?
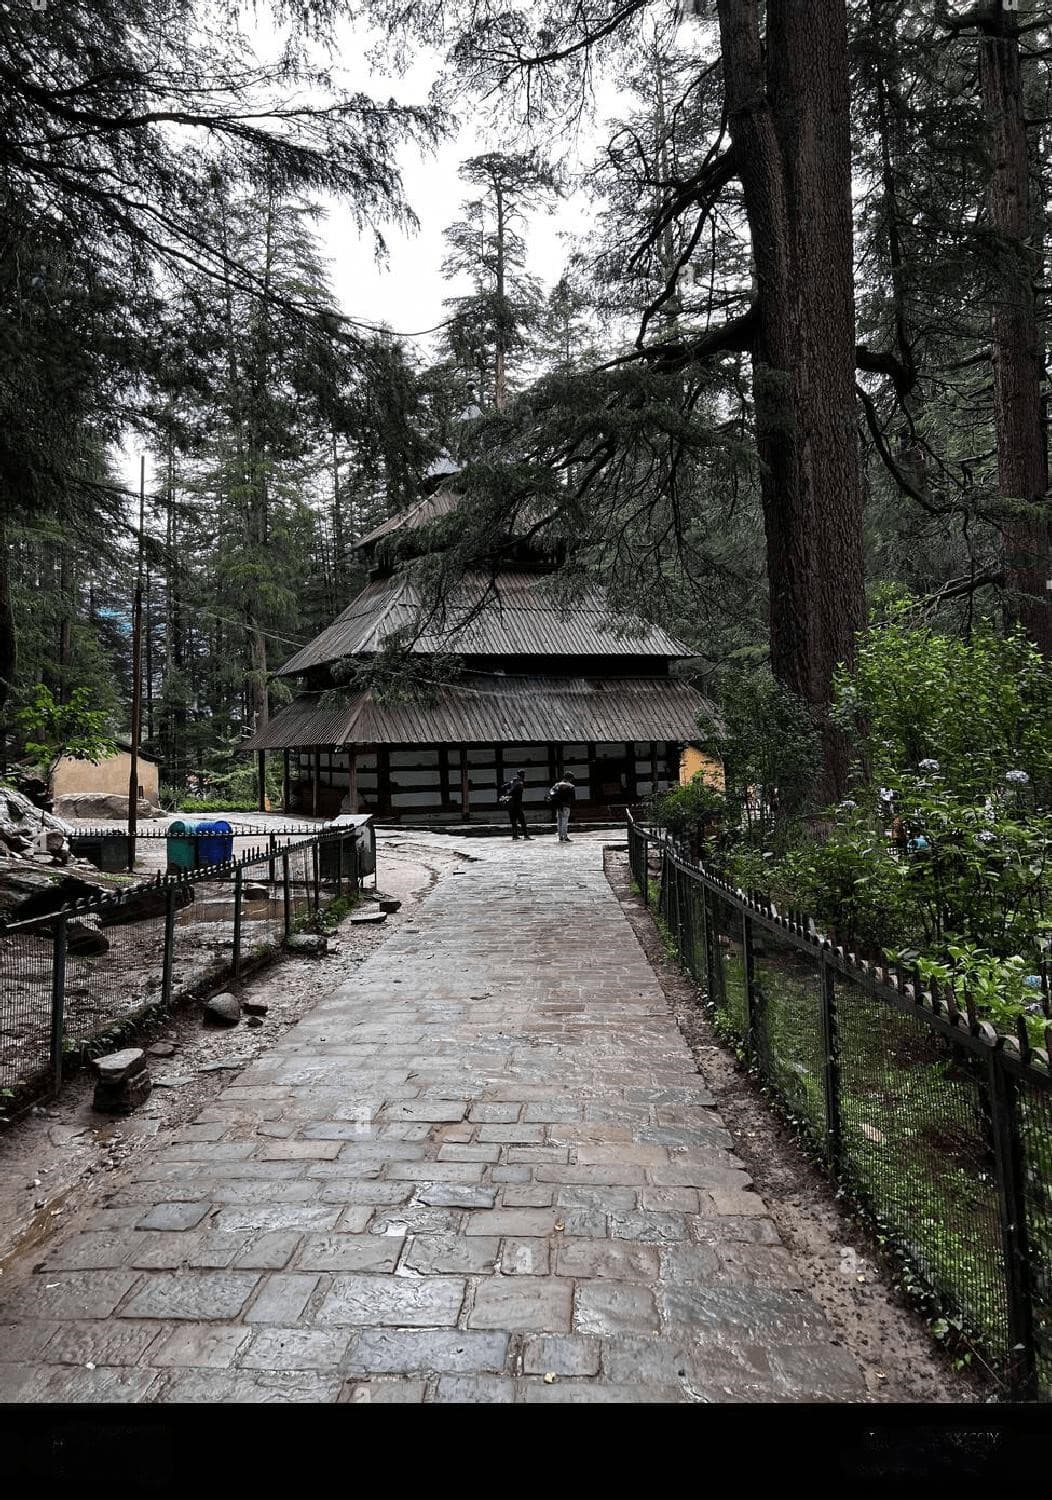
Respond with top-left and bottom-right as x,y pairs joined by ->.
120,6 -> 698,496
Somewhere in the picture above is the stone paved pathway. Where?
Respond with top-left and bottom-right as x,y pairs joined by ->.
0,836 -> 865,1403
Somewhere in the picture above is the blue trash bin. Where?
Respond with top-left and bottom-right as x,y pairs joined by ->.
196,820 -> 234,866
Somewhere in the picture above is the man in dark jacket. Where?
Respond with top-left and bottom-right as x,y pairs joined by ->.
504,770 -> 530,840
549,772 -> 577,842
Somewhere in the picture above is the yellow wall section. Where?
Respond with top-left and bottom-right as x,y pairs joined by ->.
679,746 -> 725,790
52,750 -> 160,801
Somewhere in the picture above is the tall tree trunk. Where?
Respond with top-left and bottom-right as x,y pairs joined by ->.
332,431 -> 346,608
978,2 -> 1051,653
716,0 -> 865,798
0,509 -> 15,717
57,542 -> 74,703
145,562 -> 154,744
494,179 -> 507,411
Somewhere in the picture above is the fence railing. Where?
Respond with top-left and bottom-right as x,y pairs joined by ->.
0,826 -> 367,1111
626,810 -> 1052,1402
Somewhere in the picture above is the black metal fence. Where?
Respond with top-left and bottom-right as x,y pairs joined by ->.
0,826 -> 366,1110
627,811 -> 1052,1402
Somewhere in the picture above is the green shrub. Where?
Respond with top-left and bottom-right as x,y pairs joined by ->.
833,611 -> 1052,803
650,775 -> 726,839
706,664 -> 820,842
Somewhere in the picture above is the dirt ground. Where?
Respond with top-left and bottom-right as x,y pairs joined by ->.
0,834 -> 467,1283
604,844 -> 981,1406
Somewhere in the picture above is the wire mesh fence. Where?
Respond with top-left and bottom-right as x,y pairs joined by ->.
0,826 -> 368,1113
626,810 -> 1052,1401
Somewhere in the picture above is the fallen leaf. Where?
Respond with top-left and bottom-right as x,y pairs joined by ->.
553,1221 -> 565,1232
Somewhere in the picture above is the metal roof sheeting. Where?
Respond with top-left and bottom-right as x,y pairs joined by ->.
277,572 -> 690,677
354,490 -> 462,549
242,675 -> 716,751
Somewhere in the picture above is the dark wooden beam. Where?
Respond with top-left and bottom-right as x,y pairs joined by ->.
624,740 -> 637,803
438,745 -> 450,809
282,749 -> 291,813
312,747 -> 320,818
257,750 -> 267,812
348,749 -> 359,814
460,748 -> 470,820
378,746 -> 392,817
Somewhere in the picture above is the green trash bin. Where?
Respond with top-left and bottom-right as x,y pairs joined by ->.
166,820 -> 200,873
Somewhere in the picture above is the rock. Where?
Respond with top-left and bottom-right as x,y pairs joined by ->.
377,898 -> 401,913
146,1042 -> 177,1058
8,873 -> 106,922
91,1048 -> 146,1083
246,1016 -> 264,1029
65,913 -> 109,956
243,884 -> 270,901
52,792 -> 156,821
102,881 -> 193,927
350,909 -> 387,925
285,933 -> 327,955
93,1070 -> 152,1115
242,1001 -> 269,1016
203,992 -> 241,1027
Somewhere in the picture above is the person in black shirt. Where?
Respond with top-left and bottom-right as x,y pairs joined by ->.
503,770 -> 530,840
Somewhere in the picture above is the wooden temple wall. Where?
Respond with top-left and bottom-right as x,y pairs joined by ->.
291,741 -> 681,817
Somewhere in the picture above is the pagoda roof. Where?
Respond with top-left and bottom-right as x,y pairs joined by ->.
243,674 -> 716,750
276,571 -> 690,678
355,489 -> 462,550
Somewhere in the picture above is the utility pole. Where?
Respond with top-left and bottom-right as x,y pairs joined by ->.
127,456 -> 145,872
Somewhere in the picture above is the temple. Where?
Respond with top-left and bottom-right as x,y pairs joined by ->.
243,481 -> 720,823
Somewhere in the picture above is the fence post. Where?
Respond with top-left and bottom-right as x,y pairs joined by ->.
161,883 -> 177,1008
742,911 -> 759,1063
335,836 -> 343,900
232,865 -> 243,978
987,1051 -> 1037,1398
641,833 -> 649,908
312,840 -> 321,913
268,831 -> 276,885
282,852 -> 292,939
819,954 -> 842,1174
703,886 -> 718,1002
49,913 -> 67,1093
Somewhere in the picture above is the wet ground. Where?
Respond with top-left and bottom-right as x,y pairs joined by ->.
0,831 -> 973,1403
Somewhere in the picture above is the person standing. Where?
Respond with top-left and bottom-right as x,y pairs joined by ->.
548,772 -> 577,842
502,770 -> 530,840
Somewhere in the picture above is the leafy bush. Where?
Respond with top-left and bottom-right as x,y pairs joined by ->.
706,664 -> 820,842
650,775 -> 726,840
907,946 -> 1048,1049
178,796 -> 260,813
833,610 -> 1052,803
694,619 -> 1052,1045
15,684 -> 116,776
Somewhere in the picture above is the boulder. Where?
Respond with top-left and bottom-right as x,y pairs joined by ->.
351,909 -> 387,925
243,884 -> 270,902
93,1070 -> 152,1115
102,881 -> 194,927
8,874 -> 107,922
203,991 -> 241,1026
66,913 -> 109,956
242,1000 -> 269,1016
285,933 -> 327,955
91,1047 -> 146,1083
52,792 -> 156,822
